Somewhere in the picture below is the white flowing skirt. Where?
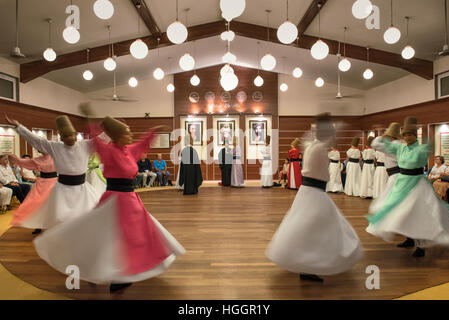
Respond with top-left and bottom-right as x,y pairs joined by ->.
326,163 -> 343,192
266,186 -> 363,275
373,166 -> 389,199
260,160 -> 273,187
22,181 -> 101,230
360,163 -> 375,198
344,162 -> 361,196
86,171 -> 106,195
34,196 -> 186,284
366,178 -> 449,247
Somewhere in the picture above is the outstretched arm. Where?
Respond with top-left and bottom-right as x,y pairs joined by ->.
8,155 -> 39,171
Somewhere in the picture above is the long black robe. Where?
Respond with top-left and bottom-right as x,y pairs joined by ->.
218,147 -> 233,186
179,146 -> 203,195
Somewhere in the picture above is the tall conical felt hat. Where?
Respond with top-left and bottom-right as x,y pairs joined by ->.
367,136 -> 374,147
384,122 -> 401,140
402,117 -> 418,136
291,138 -> 301,148
55,115 -> 76,137
316,113 -> 336,139
102,116 -> 129,142
351,137 -> 360,147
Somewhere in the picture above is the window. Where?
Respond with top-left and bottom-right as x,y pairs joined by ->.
0,72 -> 18,102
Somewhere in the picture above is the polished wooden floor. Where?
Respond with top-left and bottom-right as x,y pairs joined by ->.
1,186 -> 449,300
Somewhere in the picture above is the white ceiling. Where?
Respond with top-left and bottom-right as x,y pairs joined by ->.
0,0 -> 443,92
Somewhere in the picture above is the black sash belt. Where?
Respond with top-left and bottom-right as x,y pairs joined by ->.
233,156 -> 240,159
330,160 -> 339,164
387,166 -> 400,176
289,158 -> 301,162
364,159 -> 374,164
106,178 -> 135,192
400,167 -> 424,176
349,158 -> 359,163
58,173 -> 86,186
302,176 -> 327,191
40,172 -> 57,179
376,162 -> 385,167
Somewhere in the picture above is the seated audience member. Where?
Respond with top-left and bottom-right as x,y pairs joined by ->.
0,182 -> 13,213
0,154 -> 30,203
153,153 -> 171,186
137,153 -> 157,187
433,165 -> 449,201
18,155 -> 37,184
278,158 -> 289,185
428,156 -> 447,183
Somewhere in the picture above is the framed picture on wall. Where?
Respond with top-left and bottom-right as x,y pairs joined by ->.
185,121 -> 202,146
249,120 -> 267,145
217,120 -> 235,145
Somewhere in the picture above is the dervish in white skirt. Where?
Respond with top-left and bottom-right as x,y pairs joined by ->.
344,137 -> 362,196
266,113 -> 363,282
5,114 -> 102,230
360,136 -> 376,199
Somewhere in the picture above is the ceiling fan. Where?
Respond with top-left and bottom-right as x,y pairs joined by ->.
10,0 -> 27,58
440,0 -> 449,56
92,69 -> 138,103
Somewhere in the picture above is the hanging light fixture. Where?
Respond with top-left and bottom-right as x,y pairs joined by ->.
104,25 -> 116,71
179,53 -> 195,71
401,16 -> 415,59
166,57 -> 175,92
254,42 -> 264,86
221,64 -> 234,77
220,0 -> 246,22
279,57 -> 288,92
130,9 -> 149,59
152,39 -> 165,80
222,51 -> 237,64
62,26 -> 80,44
277,0 -> 298,44
338,27 -> 351,72
292,67 -> 303,78
93,0 -> 114,20
311,3 -> 329,60
128,76 -> 138,87
384,0 -> 401,44
167,1 -> 188,44
315,77 -> 324,87
363,47 -> 374,79
220,72 -> 239,91
43,18 -> 56,62
83,49 -> 93,80
190,73 -> 200,86
351,0 -> 373,20
261,10 -> 277,71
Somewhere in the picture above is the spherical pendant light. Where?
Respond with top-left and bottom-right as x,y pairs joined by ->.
128,77 -> 138,87
220,64 -> 234,77
179,53 -> 195,71
351,0 -> 373,20
93,0 -> 114,20
104,57 -> 116,71
190,74 -> 200,86
277,21 -> 298,44
130,39 -> 148,59
62,26 -> 80,44
43,48 -> 56,62
315,77 -> 324,87
292,67 -> 303,78
311,39 -> 329,60
401,45 -> 415,60
153,68 -> 165,80
167,83 -> 175,92
363,68 -> 374,79
167,21 -> 188,44
260,53 -> 276,71
221,30 -> 235,41
222,51 -> 237,64
338,58 -> 351,72
383,26 -> 401,44
280,83 -> 288,92
83,70 -> 93,81
254,75 -> 264,87
220,72 -> 238,91
220,0 -> 246,22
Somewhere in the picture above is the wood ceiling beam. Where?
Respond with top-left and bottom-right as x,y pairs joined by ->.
129,0 -> 162,39
297,0 -> 328,36
20,20 -> 433,83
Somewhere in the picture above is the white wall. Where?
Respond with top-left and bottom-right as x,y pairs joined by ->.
86,76 -> 174,118
0,57 -> 86,115
278,74 -> 365,116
